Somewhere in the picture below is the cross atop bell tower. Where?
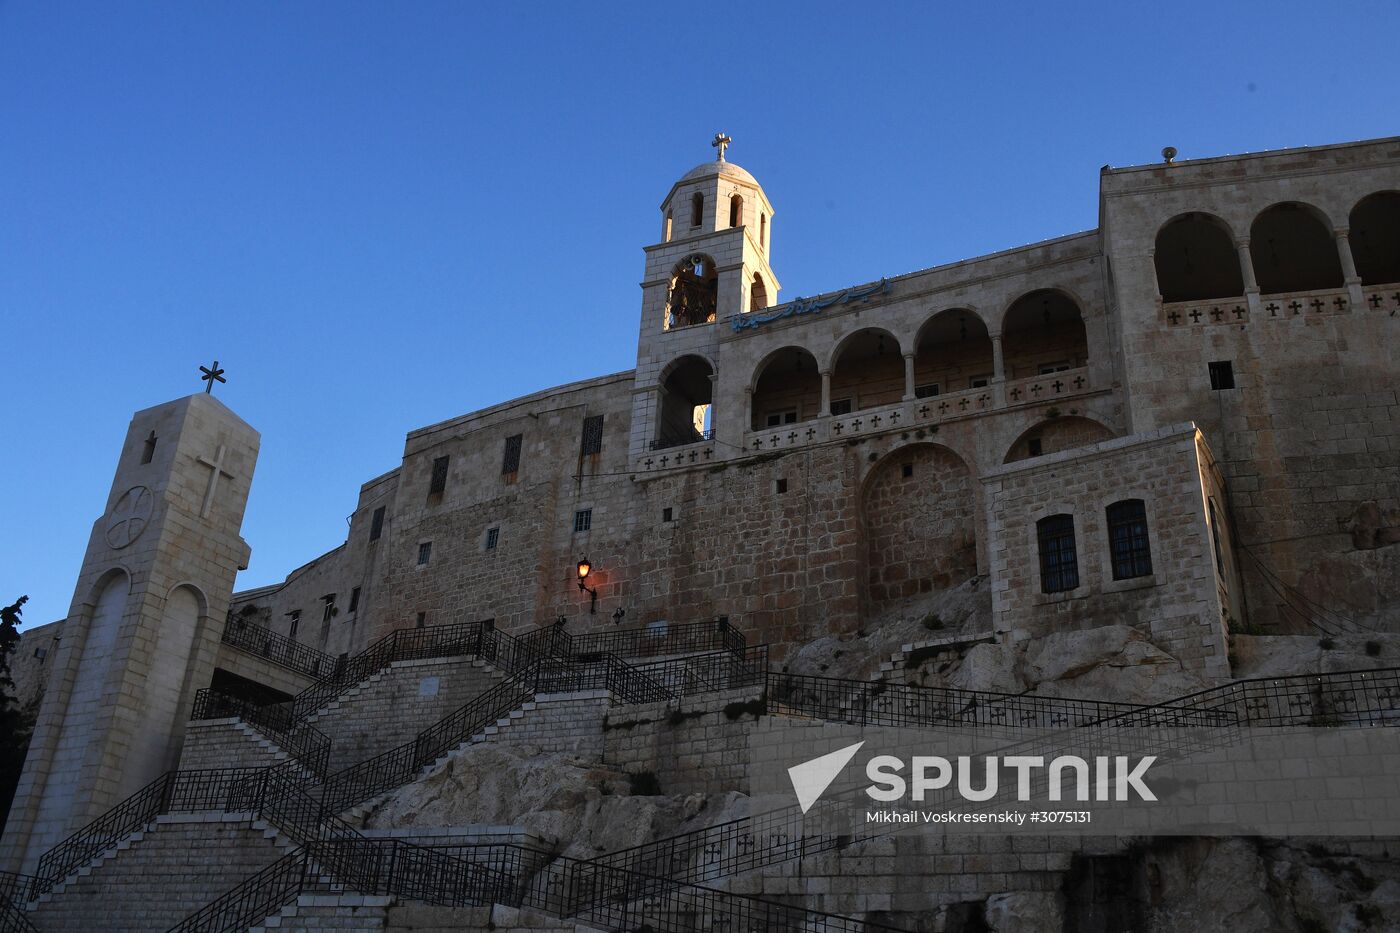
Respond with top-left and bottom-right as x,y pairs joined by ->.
711,131 -> 732,162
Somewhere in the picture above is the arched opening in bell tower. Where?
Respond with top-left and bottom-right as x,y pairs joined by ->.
654,355 -> 715,449
664,254 -> 718,330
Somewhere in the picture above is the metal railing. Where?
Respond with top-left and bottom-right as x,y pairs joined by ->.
221,616 -> 340,680
0,894 -> 36,933
189,689 -> 333,777
562,617 -> 746,660
634,645 -> 770,696
649,427 -> 714,451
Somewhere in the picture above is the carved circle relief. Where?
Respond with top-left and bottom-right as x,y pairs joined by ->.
105,485 -> 153,549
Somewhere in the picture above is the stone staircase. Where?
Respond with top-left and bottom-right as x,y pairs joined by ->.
25,813 -> 299,932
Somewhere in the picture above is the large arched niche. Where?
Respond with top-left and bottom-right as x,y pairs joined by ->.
1003,415 -> 1116,463
749,346 -> 821,431
913,308 -> 994,395
121,583 -> 207,796
828,327 -> 904,414
1349,191 -> 1400,286
1001,289 -> 1088,380
1154,213 -> 1244,302
1250,202 -> 1344,295
655,354 -> 715,449
860,444 -> 978,610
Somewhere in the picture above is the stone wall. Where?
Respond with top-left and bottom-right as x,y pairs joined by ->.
983,423 -> 1232,679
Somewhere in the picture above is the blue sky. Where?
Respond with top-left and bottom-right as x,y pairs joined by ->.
2,1 -> 1397,630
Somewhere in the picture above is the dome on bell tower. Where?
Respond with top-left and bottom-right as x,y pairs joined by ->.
658,133 -> 774,251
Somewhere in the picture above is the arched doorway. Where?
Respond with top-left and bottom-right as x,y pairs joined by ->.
655,355 -> 714,449
1001,290 -> 1088,379
750,347 -> 821,430
1154,213 -> 1244,302
1250,203 -> 1343,294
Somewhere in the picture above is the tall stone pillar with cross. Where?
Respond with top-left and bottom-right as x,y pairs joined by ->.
1,392 -> 259,873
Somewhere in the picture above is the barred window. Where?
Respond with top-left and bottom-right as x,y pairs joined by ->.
417,541 -> 432,566
502,434 -> 523,475
1106,499 -> 1153,580
429,455 -> 449,496
581,415 -> 604,455
485,527 -> 500,550
1036,514 -> 1079,593
574,509 -> 592,532
369,506 -> 385,542
348,587 -> 361,613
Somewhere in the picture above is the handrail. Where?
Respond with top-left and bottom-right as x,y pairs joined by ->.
221,617 -> 339,680
190,689 -> 332,778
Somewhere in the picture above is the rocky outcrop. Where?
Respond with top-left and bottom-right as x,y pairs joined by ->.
1231,633 -> 1400,680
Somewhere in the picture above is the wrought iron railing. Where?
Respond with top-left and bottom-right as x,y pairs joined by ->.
221,617 -> 340,680
0,893 -> 36,933
190,689 -> 332,777
766,670 -> 1146,731
633,645 -> 770,696
649,427 -> 714,451
30,767 -> 276,901
563,616 -> 746,660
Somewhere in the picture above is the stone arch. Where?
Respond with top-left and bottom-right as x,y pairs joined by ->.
913,308 -> 994,395
1349,191 -> 1400,286
1154,212 -> 1244,302
750,272 -> 769,312
655,354 -> 714,449
1004,415 -> 1115,463
122,583 -> 207,796
861,444 -> 978,609
1001,289 -> 1088,380
729,193 -> 744,228
828,327 -> 904,414
749,346 -> 821,430
1250,201 -> 1343,295
664,254 -> 718,330
29,568 -> 131,842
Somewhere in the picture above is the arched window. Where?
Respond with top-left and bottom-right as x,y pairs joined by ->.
760,213 -> 767,250
750,273 -> 768,312
829,328 -> 904,414
1349,192 -> 1400,286
729,194 -> 743,228
664,210 -> 673,243
1001,290 -> 1088,379
1250,203 -> 1343,295
655,355 -> 714,449
1037,514 -> 1079,593
1106,499 -> 1152,580
750,347 -> 820,430
691,192 -> 704,227
913,309 -> 993,398
665,254 -> 718,330
1154,214 -> 1243,302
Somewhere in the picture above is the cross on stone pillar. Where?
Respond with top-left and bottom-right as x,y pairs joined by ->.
1232,306 -> 1246,320
1289,300 -> 1302,314
1167,310 -> 1181,324
1371,294 -> 1384,309
1266,302 -> 1279,316
1309,298 -> 1324,312
1209,307 -> 1223,321
1051,380 -> 1064,393
197,444 -> 236,518
1188,309 -> 1202,323
1334,296 -> 1347,311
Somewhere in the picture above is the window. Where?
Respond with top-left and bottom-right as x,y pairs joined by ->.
775,478 -> 788,495
141,431 -> 157,465
969,375 -> 991,389
662,507 -> 674,522
502,434 -> 523,476
1107,499 -> 1153,580
1038,361 -> 1072,375
760,213 -> 766,249
1036,514 -> 1079,593
664,210 -> 672,242
33,647 -> 47,662
429,455 -> 449,496
417,541 -> 432,565
286,610 -> 301,641
320,594 -> 336,623
1027,437 -> 1043,457
1209,361 -> 1235,391
830,398 -> 853,416
1208,499 -> 1225,576
729,194 -> 743,228
766,409 -> 798,427
485,527 -> 500,550
901,463 -> 914,478
348,587 -> 361,613
691,192 -> 703,226
915,383 -> 941,399
580,415 -> 604,456
369,506 -> 385,542
415,612 -> 426,629
574,509 -> 592,532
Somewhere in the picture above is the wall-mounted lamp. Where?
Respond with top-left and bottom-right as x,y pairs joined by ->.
576,558 -> 597,614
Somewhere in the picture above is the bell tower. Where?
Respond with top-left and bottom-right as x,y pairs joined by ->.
1,387 -> 259,873
630,135 -> 780,463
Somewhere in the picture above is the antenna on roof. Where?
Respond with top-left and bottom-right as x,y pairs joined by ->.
1162,146 -> 1178,164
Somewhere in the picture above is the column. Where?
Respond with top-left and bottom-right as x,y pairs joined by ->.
1236,239 -> 1261,314
902,353 -> 915,401
991,333 -> 1005,382
819,370 -> 831,417
1335,227 -> 1365,309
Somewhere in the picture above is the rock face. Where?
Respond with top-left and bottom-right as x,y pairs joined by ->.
357,741 -> 750,860
1231,633 -> 1400,680
985,891 -> 1065,933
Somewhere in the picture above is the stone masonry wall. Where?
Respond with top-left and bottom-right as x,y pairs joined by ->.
983,424 -> 1232,679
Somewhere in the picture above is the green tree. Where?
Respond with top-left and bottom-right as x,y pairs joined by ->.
0,596 -> 37,832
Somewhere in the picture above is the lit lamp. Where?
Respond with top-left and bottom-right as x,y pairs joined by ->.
576,558 -> 597,614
